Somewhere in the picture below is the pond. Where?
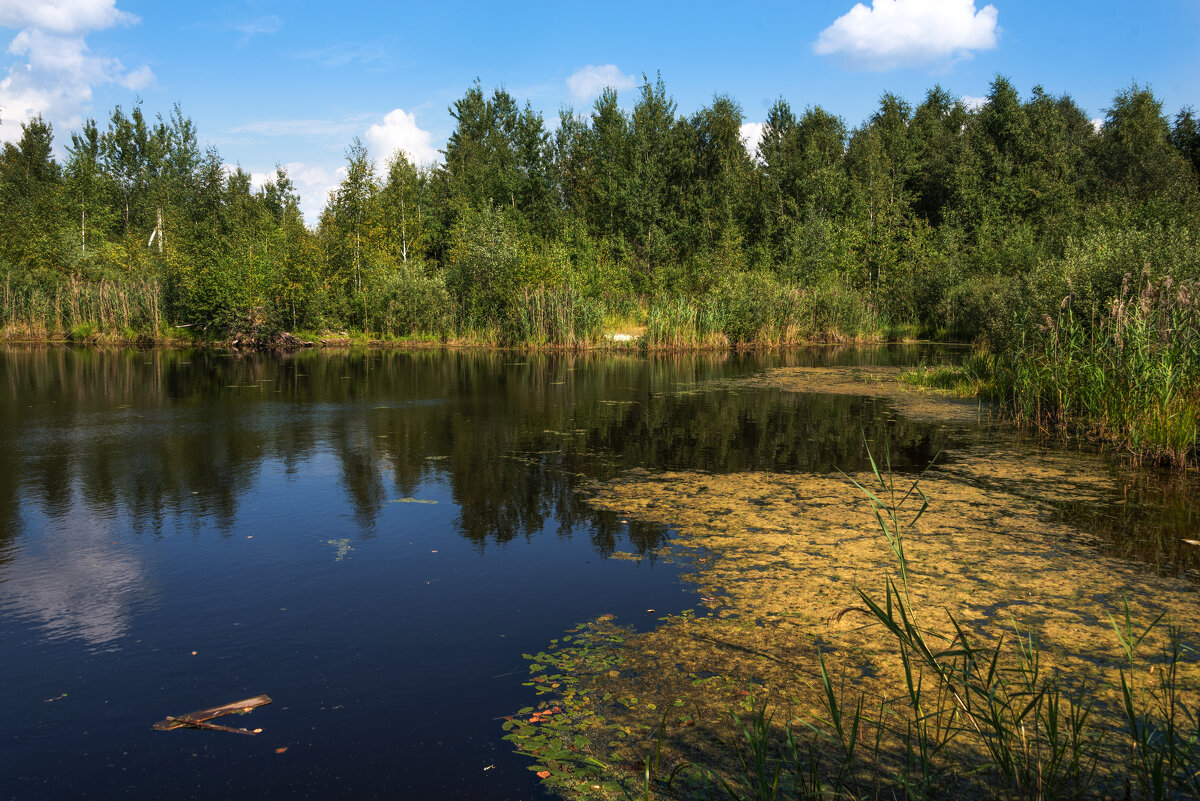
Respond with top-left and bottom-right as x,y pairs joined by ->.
1,345 -> 1196,800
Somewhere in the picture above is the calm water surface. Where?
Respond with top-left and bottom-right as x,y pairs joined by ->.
0,345 -> 1191,800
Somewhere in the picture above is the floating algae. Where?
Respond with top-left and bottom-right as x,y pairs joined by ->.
507,370 -> 1200,798
720,365 -> 987,427
327,538 -> 354,561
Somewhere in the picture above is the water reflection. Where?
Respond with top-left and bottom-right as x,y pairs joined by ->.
0,488 -> 144,647
0,346 -> 950,557
1,344 -> 1192,801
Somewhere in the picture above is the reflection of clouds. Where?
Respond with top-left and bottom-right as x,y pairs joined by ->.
0,504 -> 144,649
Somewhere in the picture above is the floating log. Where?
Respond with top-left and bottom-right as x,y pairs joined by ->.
153,694 -> 272,734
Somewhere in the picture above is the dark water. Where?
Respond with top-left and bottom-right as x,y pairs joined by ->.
0,344 -> 1186,800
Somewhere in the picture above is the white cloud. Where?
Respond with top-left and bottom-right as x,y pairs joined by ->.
740,121 -> 765,160
0,0 -> 152,142
245,161 -> 347,227
815,0 -> 999,70
567,64 -> 636,100
960,94 -> 987,111
0,0 -> 136,35
365,107 -> 439,166
233,14 -> 282,43
119,63 -> 153,90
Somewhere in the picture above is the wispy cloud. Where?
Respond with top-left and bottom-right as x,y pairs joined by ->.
231,113 -> 376,139
0,0 -> 153,141
233,14 -> 283,44
815,0 -> 999,71
566,64 -> 636,100
294,39 -> 393,68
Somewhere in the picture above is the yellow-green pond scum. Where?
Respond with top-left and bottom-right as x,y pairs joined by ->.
504,365 -> 1200,799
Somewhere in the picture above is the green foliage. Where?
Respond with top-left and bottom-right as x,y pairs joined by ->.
942,271 -> 1024,348
1010,273 -> 1200,467
362,262 -> 453,338
444,204 -> 526,332
2,77 -> 1199,357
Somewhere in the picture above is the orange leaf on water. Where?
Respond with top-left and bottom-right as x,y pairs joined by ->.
536,771 -> 551,779
275,747 -> 288,754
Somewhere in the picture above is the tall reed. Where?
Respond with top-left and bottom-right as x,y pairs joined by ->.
643,295 -> 728,349
1,273 -> 163,339
507,285 -> 605,348
1011,273 -> 1200,468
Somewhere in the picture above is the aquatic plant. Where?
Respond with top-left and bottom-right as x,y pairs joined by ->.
507,445 -> 1200,799
502,619 -> 650,797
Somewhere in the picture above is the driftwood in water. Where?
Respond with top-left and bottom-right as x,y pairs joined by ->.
153,694 -> 272,734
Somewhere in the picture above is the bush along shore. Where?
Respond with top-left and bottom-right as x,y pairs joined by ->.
2,74 -> 1198,461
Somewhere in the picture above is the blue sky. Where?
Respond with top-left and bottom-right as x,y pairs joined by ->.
1,0 -> 1197,222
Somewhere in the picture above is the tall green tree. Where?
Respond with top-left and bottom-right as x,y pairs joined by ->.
378,153 -> 429,266
1172,108 -> 1200,184
1097,84 -> 1196,209
0,116 -> 64,276
325,138 -> 379,298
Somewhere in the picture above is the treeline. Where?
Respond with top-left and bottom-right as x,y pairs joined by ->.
1,75 -> 1198,348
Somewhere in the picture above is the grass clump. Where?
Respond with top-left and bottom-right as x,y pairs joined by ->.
901,349 -> 1006,400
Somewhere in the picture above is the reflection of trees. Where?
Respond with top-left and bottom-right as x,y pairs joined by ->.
1,346 -> 954,561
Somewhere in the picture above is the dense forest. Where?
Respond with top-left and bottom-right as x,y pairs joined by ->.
1,74 -> 1196,349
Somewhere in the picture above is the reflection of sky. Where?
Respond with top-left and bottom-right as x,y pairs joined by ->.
0,491 -> 145,649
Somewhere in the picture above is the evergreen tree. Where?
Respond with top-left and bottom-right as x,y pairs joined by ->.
0,116 -> 64,277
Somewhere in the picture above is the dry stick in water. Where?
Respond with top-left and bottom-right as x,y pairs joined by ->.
153,694 -> 272,734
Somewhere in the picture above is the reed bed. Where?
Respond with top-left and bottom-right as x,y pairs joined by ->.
641,276 -> 882,350
643,295 -> 729,349
507,286 -> 606,348
1012,274 -> 1200,469
1,273 -> 163,340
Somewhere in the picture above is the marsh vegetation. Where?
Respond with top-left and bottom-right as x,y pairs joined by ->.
505,388 -> 1200,799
